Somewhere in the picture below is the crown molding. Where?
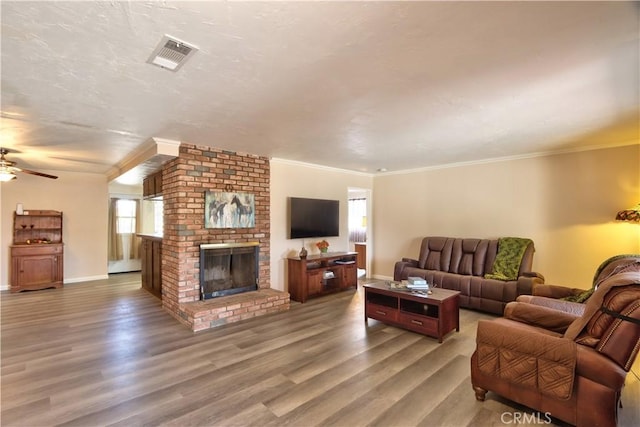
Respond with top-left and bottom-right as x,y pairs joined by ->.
378,141 -> 639,177
270,157 -> 374,177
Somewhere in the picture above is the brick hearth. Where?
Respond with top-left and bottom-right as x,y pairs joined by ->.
160,143 -> 290,331
178,289 -> 290,332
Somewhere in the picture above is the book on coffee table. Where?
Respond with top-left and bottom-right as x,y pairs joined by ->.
407,283 -> 430,290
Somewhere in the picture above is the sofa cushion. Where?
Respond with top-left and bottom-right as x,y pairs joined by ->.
565,270 -> 640,342
578,284 -> 640,348
419,236 -> 452,271
449,239 -> 489,276
504,301 -> 580,333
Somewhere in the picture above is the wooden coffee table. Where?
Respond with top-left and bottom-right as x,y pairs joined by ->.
364,282 -> 460,343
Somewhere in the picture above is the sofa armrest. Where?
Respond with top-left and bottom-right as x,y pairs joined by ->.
475,319 -> 577,400
533,283 -> 584,299
516,273 -> 545,296
522,271 -> 545,281
576,345 -> 627,391
504,301 -> 580,333
393,258 -> 418,281
515,295 -> 586,316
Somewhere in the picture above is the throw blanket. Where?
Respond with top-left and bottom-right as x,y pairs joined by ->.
484,237 -> 532,281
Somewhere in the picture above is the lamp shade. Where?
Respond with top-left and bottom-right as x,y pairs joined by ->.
615,204 -> 640,222
0,169 -> 16,182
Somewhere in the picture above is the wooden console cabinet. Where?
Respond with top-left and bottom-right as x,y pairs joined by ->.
11,210 -> 64,292
287,251 -> 358,302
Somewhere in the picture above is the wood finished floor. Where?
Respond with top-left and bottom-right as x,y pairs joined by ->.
1,274 -> 639,427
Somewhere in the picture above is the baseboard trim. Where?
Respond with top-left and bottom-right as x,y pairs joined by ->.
64,275 -> 109,284
1,274 -> 123,290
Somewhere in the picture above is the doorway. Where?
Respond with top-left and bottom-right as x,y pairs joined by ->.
348,188 -> 370,279
108,197 -> 142,274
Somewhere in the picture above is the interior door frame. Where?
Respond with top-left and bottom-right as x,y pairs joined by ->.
347,187 -> 372,276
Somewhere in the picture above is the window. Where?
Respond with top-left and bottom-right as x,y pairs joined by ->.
116,199 -> 137,234
348,198 -> 367,242
153,200 -> 163,235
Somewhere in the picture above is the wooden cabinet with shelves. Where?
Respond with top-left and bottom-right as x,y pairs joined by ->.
140,235 -> 162,298
287,252 -> 358,303
11,210 -> 64,292
13,209 -> 63,244
143,170 -> 163,199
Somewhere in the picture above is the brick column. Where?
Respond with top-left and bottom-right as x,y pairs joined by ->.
161,144 -> 271,326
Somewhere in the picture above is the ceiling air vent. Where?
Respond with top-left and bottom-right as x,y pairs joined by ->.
147,35 -> 198,72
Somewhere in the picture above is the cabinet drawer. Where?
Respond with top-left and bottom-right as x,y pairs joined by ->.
366,302 -> 398,322
11,244 -> 63,256
398,312 -> 438,335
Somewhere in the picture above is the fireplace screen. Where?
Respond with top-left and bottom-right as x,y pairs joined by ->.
200,243 -> 259,300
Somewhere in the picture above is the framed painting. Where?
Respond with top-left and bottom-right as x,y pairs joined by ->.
205,191 -> 255,228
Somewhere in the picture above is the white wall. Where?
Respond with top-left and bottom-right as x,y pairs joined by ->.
1,170 -> 109,289
108,182 -> 143,196
372,145 -> 640,288
270,159 -> 374,292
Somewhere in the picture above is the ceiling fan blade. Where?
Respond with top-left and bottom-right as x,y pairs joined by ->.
19,168 -> 58,179
1,148 -> 58,179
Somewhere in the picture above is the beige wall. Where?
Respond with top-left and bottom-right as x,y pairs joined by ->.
1,170 -> 109,289
270,159 -> 374,292
2,145 -> 637,293
372,145 -> 639,288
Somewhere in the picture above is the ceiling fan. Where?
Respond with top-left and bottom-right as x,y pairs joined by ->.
0,148 -> 58,182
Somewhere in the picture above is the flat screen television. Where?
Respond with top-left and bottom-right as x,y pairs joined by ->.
288,197 -> 339,239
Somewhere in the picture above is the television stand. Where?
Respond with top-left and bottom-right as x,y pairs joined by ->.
287,251 -> 358,302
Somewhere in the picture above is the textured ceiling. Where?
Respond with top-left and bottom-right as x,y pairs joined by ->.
1,1 -> 638,180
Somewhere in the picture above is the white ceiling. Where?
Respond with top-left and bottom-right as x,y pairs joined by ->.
1,1 -> 638,180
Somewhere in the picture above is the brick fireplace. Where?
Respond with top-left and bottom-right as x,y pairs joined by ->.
160,144 -> 290,332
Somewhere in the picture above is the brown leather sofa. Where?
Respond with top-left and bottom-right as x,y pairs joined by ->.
393,236 -> 543,315
471,255 -> 640,427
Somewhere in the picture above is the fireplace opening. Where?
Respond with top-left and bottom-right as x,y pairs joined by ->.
200,242 -> 259,300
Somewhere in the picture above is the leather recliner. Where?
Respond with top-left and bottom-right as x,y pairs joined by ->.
470,255 -> 640,427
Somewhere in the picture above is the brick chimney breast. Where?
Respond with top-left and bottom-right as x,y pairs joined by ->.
161,144 -> 287,331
